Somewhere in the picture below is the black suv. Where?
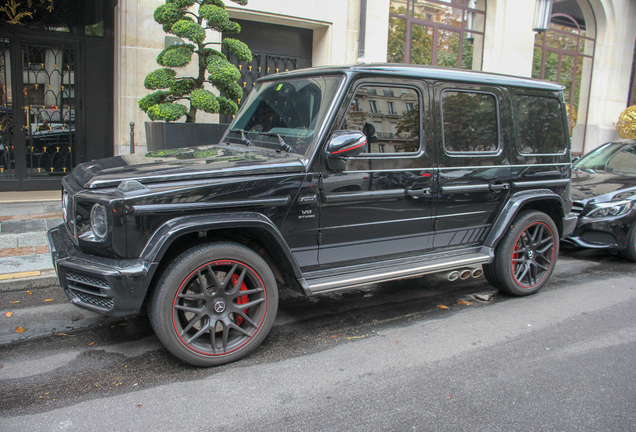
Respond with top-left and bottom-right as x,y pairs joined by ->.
48,64 -> 577,366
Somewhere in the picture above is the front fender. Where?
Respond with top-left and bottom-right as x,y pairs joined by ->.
139,212 -> 303,280
484,189 -> 566,248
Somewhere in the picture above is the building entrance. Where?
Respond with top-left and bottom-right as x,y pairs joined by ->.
0,0 -> 114,192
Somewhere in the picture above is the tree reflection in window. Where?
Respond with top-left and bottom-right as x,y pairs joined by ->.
442,91 -> 498,153
513,95 -> 567,155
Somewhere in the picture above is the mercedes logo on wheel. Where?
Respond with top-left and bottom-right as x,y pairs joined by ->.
213,300 -> 226,314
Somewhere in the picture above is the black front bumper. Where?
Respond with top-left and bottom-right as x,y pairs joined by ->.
562,212 -> 635,251
48,224 -> 159,318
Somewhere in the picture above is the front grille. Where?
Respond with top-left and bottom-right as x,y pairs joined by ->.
581,231 -> 616,246
66,271 -> 109,289
68,289 -> 115,309
571,201 -> 585,215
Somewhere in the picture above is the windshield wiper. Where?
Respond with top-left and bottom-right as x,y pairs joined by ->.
228,129 -> 253,146
255,132 -> 293,153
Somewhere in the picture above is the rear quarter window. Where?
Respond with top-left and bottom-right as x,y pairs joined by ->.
513,95 -> 568,155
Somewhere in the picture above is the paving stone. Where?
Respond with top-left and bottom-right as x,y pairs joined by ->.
0,234 -> 18,249
0,219 -> 47,235
45,218 -> 64,230
16,232 -> 49,247
42,201 -> 62,213
0,253 -> 53,275
0,203 -> 45,217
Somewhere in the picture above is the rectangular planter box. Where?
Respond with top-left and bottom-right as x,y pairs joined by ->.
145,122 -> 230,151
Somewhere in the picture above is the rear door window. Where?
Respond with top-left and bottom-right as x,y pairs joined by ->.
441,90 -> 500,154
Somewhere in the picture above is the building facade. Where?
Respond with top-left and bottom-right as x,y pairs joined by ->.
1,0 -> 635,190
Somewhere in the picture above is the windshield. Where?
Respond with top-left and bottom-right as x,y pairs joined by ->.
575,143 -> 636,175
223,75 -> 343,157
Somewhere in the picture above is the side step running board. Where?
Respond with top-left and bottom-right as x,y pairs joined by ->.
304,252 -> 490,295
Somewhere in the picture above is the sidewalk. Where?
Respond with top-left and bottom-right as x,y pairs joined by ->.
0,190 -> 62,292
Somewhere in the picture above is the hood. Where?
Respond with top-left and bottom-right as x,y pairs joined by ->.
72,144 -> 308,189
571,168 -> 636,202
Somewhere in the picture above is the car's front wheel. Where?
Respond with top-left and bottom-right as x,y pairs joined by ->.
620,222 -> 636,262
485,211 -> 558,296
148,242 -> 278,366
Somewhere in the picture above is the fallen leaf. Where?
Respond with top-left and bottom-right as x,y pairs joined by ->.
57,333 -> 67,336
5,311 -> 13,317
11,301 -> 20,304
137,404 -> 143,408
15,326 -> 26,333
88,342 -> 95,346
113,376 -> 121,380
437,305 -> 449,309
44,299 -> 54,302
458,301 -> 473,306
330,335 -> 339,338
27,291 -> 32,295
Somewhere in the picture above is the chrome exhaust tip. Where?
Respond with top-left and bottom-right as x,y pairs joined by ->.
460,269 -> 472,280
448,271 -> 460,281
471,268 -> 483,278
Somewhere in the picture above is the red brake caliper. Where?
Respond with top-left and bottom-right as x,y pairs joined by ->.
231,274 -> 249,326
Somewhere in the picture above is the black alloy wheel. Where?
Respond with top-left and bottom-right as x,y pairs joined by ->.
485,210 -> 558,296
149,242 -> 278,366
620,222 -> 636,262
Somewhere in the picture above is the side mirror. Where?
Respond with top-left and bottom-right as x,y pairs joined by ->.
326,130 -> 367,171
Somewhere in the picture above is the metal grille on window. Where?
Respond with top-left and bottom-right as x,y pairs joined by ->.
22,42 -> 75,178
0,38 -> 13,178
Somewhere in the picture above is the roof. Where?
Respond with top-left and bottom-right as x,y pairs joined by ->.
261,63 -> 566,92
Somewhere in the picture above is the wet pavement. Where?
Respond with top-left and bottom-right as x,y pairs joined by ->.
0,248 -> 634,430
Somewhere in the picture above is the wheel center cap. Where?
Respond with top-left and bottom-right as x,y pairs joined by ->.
527,250 -> 534,259
213,299 -> 226,314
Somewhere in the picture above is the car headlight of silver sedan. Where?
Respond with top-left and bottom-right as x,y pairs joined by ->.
586,200 -> 633,218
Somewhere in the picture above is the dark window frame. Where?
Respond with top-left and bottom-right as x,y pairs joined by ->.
388,0 -> 486,70
440,88 -> 501,156
512,93 -> 569,157
339,82 -> 425,158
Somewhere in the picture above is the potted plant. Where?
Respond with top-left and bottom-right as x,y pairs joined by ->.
139,0 -> 252,150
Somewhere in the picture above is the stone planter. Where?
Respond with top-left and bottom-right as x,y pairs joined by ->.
145,122 -> 230,151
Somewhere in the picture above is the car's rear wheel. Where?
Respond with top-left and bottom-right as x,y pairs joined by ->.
620,223 -> 636,262
148,242 -> 278,366
486,211 -> 558,296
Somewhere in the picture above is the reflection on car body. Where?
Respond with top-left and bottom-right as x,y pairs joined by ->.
563,139 -> 636,261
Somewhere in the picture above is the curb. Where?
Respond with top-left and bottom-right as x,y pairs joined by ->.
0,269 -> 60,293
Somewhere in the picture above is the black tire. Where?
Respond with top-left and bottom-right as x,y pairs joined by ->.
482,261 -> 502,289
487,210 -> 559,296
148,242 -> 278,366
620,223 -> 636,262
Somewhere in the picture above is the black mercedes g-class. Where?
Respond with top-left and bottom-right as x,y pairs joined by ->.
48,64 -> 577,366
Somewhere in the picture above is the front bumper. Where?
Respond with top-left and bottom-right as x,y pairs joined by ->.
48,224 -> 159,318
561,211 -> 635,251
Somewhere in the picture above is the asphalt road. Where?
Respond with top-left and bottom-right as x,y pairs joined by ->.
0,249 -> 635,431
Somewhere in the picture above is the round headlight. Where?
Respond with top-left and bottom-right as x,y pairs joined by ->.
90,204 -> 108,239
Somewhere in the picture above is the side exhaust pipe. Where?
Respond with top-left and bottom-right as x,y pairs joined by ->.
448,268 -> 483,281
448,271 -> 460,281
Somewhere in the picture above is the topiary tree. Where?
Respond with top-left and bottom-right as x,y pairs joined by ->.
139,0 -> 252,123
